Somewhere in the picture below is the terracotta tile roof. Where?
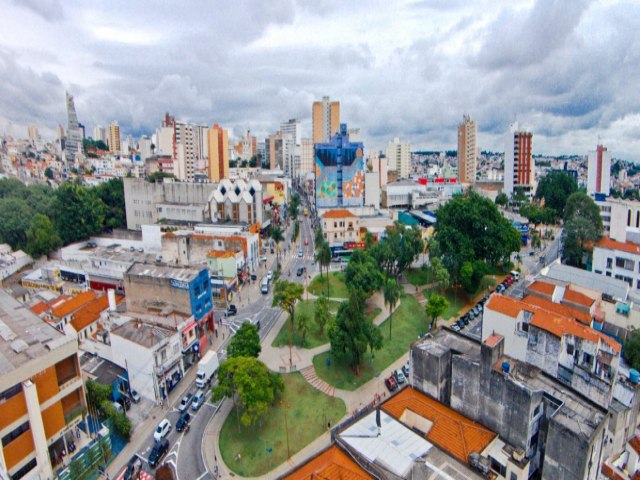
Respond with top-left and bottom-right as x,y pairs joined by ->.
207,250 -> 235,259
601,462 -> 627,480
563,288 -> 595,308
30,301 -> 50,315
382,388 -> 496,464
51,291 -> 97,318
484,334 -> 504,348
528,281 -> 556,296
486,295 -> 528,318
282,445 -> 372,480
523,295 -> 592,325
70,294 -> 124,332
630,435 -> 640,455
596,237 -> 640,255
323,209 -> 356,219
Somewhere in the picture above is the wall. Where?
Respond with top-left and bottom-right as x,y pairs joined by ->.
411,345 -> 452,405
110,332 -> 156,403
124,273 -> 192,316
526,328 -> 561,378
450,354 -> 481,419
482,310 -> 529,362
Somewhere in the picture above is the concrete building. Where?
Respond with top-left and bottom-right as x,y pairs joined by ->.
0,244 -> 33,282
92,126 -> 107,144
457,114 -> 478,184
504,123 -> 534,197
207,123 -> 229,182
381,179 -> 440,209
173,122 -> 208,182
369,151 -> 388,188
208,178 -> 264,225
0,289 -> 86,479
280,119 -> 300,179
587,144 -> 612,197
107,122 -> 121,154
363,171 -> 381,209
386,137 -> 411,179
593,237 -> 640,293
64,92 -> 82,161
312,96 -> 340,144
299,138 -> 314,177
596,197 -> 640,243
321,210 -> 360,247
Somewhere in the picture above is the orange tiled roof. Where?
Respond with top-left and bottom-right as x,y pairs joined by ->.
51,291 -> 97,318
597,237 -> 640,255
523,295 -> 591,325
528,281 -> 556,296
382,388 -> 496,464
30,301 -> 50,315
70,293 -> 124,331
563,288 -> 595,308
207,250 -> 235,259
630,435 -> 640,455
486,295 -> 528,318
282,445 -> 372,480
484,334 -> 504,348
323,209 -> 356,219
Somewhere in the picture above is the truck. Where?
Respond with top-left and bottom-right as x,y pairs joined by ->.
195,351 -> 219,389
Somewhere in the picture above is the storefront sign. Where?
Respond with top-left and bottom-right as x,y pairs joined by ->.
170,279 -> 190,290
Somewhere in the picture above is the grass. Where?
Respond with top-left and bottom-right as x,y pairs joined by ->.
312,295 -> 427,390
405,267 -> 435,286
307,271 -> 349,298
271,299 -> 341,349
219,373 -> 346,477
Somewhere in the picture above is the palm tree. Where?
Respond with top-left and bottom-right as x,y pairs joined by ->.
383,278 -> 402,339
271,227 -> 284,270
316,241 -> 332,297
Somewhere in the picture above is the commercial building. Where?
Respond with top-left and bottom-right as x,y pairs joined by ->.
321,210 -> 361,247
0,289 -> 86,479
299,138 -> 314,177
312,96 -> 340,144
503,123 -> 534,197
593,236 -> 640,294
0,244 -> 32,282
315,124 -> 365,209
207,123 -> 229,182
107,122 -> 121,154
280,119 -> 301,178
64,92 -> 82,161
457,114 -> 478,184
386,138 -> 411,179
596,197 -> 640,243
587,144 -> 612,197
208,178 -> 264,225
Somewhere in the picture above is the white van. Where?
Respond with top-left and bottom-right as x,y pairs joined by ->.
510,270 -> 520,280
261,278 -> 269,294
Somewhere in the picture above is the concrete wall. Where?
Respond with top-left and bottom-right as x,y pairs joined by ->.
124,274 -> 192,316
110,332 -> 156,403
526,328 -> 561,378
450,354 -> 480,419
411,346 -> 451,405
482,310 -> 529,362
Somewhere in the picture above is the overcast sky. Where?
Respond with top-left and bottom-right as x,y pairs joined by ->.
1,0 -> 640,160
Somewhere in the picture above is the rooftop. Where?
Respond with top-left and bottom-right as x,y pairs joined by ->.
0,289 -> 74,375
126,263 -> 204,283
110,320 -> 174,349
70,293 -> 123,332
629,435 -> 640,456
207,250 -> 236,259
281,445 -> 372,480
323,209 -> 357,219
523,294 -> 592,325
542,262 -> 629,301
597,237 -> 640,255
50,290 -> 97,318
80,353 -> 126,386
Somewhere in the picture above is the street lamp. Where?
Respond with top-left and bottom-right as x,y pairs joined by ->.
280,400 -> 292,459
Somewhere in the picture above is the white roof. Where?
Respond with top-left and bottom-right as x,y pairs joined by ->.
339,410 -> 432,477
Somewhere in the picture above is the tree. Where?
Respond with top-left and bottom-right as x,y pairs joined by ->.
147,171 -> 177,183
315,241 -> 332,296
314,294 -> 330,335
624,330 -> 640,370
44,167 -> 54,180
0,177 -> 26,199
271,227 -> 284,269
564,192 -> 603,229
26,214 -> 61,258
459,260 -> 489,294
519,202 -> 545,226
373,223 -> 424,280
425,294 -> 449,330
52,181 -> 106,244
272,280 -> 304,365
228,322 -> 261,358
297,312 -> 311,346
535,171 -> 578,218
112,411 -> 132,440
345,249 -> 384,297
562,192 -> 603,266
85,380 -> 112,408
0,198 -> 33,250
495,192 -> 509,207
314,226 -> 324,246
96,178 -> 126,229
429,257 -> 450,293
383,278 -> 402,339
212,356 -> 284,427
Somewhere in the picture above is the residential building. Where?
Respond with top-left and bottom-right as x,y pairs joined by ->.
596,197 -> 640,242
27,125 -> 39,147
369,151 -> 388,188
315,124 -> 365,209
364,171 -> 381,208
0,289 -> 86,479
280,119 -> 300,178
208,179 -> 264,225
593,237 -> 640,293
0,244 -> 33,281
65,290 -> 123,342
43,291 -> 97,332
207,123 -> 229,182
457,114 -> 478,184
64,92 -> 82,161
139,135 -> 152,161
312,96 -> 340,144
155,113 -> 175,156
321,210 -> 360,247
173,122 -> 208,182
107,122 -> 121,154
386,137 -> 411,179
299,138 -> 314,177
587,144 -> 611,197
92,126 -> 107,144
504,123 -> 534,197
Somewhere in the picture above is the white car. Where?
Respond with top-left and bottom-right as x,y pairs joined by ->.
154,419 -> 172,442
259,256 -> 267,263
267,270 -> 273,281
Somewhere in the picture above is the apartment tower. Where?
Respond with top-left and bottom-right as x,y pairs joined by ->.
312,96 -> 340,144
503,122 -> 534,196
386,138 -> 411,179
587,144 -> 612,197
207,123 -> 229,182
457,114 -> 478,184
107,122 -> 121,153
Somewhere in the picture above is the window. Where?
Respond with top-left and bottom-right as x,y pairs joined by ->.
567,344 -> 574,355
490,457 -> 507,477
583,352 -> 594,368
616,257 -> 634,271
533,404 -> 541,418
606,258 -> 613,269
11,458 -> 36,480
2,422 -> 29,446
0,384 -> 22,402
511,473 -> 518,480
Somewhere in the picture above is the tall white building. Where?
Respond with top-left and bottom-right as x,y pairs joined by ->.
280,119 -> 301,178
587,144 -> 612,197
386,138 -> 411,179
503,122 -> 534,197
457,114 -> 478,184
92,125 -> 107,143
139,135 -> 152,161
65,92 -> 83,161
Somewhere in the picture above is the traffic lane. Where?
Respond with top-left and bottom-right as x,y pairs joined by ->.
177,392 -> 217,480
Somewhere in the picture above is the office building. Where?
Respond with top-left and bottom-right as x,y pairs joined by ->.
386,137 -> 411,179
315,124 -> 365,209
300,138 -> 314,176
457,114 -> 478,184
312,96 -> 340,144
587,144 -> 612,197
207,123 -> 229,182
65,92 -> 83,161
107,122 -> 121,153
503,123 -> 534,197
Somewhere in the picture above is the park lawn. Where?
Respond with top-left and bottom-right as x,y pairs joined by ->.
219,373 -> 346,477
423,288 -> 465,320
406,267 -> 434,286
312,295 -> 427,391
307,272 -> 349,298
271,299 -> 340,349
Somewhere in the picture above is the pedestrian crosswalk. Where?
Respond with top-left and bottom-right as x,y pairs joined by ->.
290,254 -> 315,261
115,467 -> 154,480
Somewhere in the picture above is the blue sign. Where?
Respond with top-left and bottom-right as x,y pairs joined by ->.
170,279 -> 190,290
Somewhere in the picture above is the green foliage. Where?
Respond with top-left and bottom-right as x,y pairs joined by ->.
0,198 -> 32,249
0,177 -> 27,198
271,226 -> 284,268
96,178 -> 126,229
86,380 -> 112,408
296,312 -> 311,346
147,171 -> 177,183
495,192 -> 509,207
26,214 -> 61,258
535,171 -> 578,218
429,257 -> 450,292
624,330 -> 640,370
434,191 -> 520,281
83,138 -> 109,152
562,192 -> 603,266
272,280 -> 304,352
53,181 -> 106,244
44,167 -> 54,179
425,294 -> 449,330
459,260 -> 490,294
314,294 -> 330,335
315,240 -> 332,295
383,278 -> 402,339
228,322 -> 261,358
112,412 -> 132,440
371,222 -> 424,279
212,356 -> 284,427
344,249 -> 384,296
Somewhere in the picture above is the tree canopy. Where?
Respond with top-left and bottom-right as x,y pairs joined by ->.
26,214 -> 61,258
535,171 -> 578,218
228,322 -> 261,358
624,330 -> 640,371
561,192 -> 603,267
371,222 -> 424,279
53,181 -> 106,245
425,294 -> 449,330
345,248 -> 384,296
147,171 -> 177,183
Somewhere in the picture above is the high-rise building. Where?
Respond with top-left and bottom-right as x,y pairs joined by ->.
107,122 -> 121,153
503,123 -> 534,196
56,125 -> 65,141
65,92 -> 83,160
312,96 -> 340,144
369,150 -> 388,188
315,124 -> 365,208
587,144 -> 611,197
457,114 -> 478,184
139,135 -> 152,161
27,125 -> 39,145
280,119 -> 300,178
386,138 -> 411,179
267,132 -> 283,170
173,122 -> 208,181
92,125 -> 107,144
300,138 -> 314,176
207,123 -> 229,182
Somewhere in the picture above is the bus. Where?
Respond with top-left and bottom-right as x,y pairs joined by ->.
332,249 -> 353,261
303,208 -> 308,216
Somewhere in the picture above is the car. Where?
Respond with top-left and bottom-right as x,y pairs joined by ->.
395,369 -> 406,384
456,319 -> 466,330
270,247 -> 275,254
402,363 -> 410,378
462,316 -> 470,326
250,274 -> 257,281
529,250 -> 536,256
385,375 -> 398,392
267,270 -> 273,281
296,266 -> 306,277
477,304 -> 483,313
298,248 -> 303,258
123,454 -> 142,480
178,393 -> 194,412
192,391 -> 206,411
451,323 -> 461,332
225,304 -> 237,316
304,238 -> 309,245
153,419 -> 171,442
176,412 -> 191,432
118,396 -> 131,411
130,389 -> 141,404
148,438 -> 169,468
259,256 -> 267,263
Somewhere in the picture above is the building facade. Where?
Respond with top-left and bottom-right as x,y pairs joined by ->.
587,144 -> 612,197
321,210 -> 361,247
457,114 -> 478,184
64,92 -> 82,161
386,138 -> 411,179
312,96 -> 340,144
107,122 -> 121,154
504,123 -> 534,196
207,123 -> 229,182
593,237 -> 640,293
208,178 -> 264,225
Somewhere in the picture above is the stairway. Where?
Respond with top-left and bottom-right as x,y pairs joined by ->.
300,366 -> 335,397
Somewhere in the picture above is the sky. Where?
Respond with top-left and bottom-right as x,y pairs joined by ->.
1,0 -> 640,160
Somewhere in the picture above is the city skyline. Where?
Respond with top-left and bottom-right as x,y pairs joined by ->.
1,1 -> 640,160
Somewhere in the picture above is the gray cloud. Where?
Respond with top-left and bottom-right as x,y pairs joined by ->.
14,0 -> 64,22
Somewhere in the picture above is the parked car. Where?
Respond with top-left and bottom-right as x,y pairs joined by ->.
176,412 -> 191,432
462,315 -> 470,326
456,319 -> 466,330
130,390 -> 141,404
153,419 -> 171,442
259,256 -> 268,263
296,266 -> 306,277
331,256 -> 342,263
402,363 -> 410,378
395,369 -> 406,384
192,391 -> 206,411
123,455 -> 142,480
385,375 -> 398,391
267,270 -> 273,281
304,238 -> 309,245
250,274 -> 257,281
178,393 -> 194,412
225,304 -> 237,316
451,323 -> 461,332
298,248 -> 303,258
148,439 -> 169,468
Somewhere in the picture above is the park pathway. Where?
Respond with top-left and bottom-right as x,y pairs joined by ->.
300,365 -> 335,397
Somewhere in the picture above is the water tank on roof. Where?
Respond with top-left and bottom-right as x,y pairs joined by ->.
630,369 -> 640,385
502,361 -> 510,374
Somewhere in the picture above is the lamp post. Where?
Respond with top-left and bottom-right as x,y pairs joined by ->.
280,400 -> 292,459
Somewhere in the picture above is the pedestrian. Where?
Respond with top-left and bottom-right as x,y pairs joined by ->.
222,332 -> 225,340
215,329 -> 218,338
